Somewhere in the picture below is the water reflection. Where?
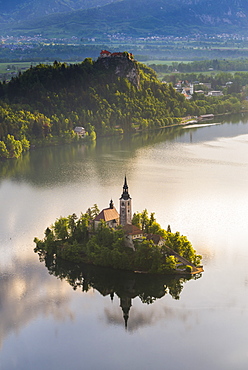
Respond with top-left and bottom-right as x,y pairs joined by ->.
39,253 -> 201,330
1,113 -> 248,188
0,257 -> 72,349
0,127 -> 186,186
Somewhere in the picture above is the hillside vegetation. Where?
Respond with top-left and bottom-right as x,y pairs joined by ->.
0,52 -> 245,158
0,53 -> 185,158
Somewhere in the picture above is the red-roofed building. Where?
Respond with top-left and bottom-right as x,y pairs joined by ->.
111,52 -> 123,57
122,224 -> 143,249
93,199 -> 119,229
100,50 -> 111,57
146,233 -> 165,247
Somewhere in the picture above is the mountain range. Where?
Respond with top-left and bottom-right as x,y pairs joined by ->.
1,0 -> 248,37
0,0 -> 117,20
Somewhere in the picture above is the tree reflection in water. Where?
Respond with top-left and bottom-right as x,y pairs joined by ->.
38,252 -> 202,329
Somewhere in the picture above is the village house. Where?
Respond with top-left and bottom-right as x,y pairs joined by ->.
123,224 -> 144,249
181,84 -> 194,99
175,81 -> 194,99
208,90 -> 223,96
74,126 -> 86,138
146,233 -> 165,247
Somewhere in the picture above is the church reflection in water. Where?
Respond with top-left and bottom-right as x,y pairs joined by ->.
39,253 -> 202,329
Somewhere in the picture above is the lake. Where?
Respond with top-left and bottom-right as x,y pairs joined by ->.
1,114 -> 248,370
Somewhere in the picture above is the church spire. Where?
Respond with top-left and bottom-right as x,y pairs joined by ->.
120,296 -> 132,330
124,175 -> 128,189
121,175 -> 130,200
120,176 -> 132,225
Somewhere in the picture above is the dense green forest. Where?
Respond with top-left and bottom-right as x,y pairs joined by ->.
0,54 -> 185,158
34,208 -> 202,274
0,53 -> 247,159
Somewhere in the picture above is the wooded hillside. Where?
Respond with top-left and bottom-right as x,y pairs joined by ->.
0,52 -> 244,158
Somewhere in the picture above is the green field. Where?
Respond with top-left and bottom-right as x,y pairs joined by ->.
0,62 -> 37,81
144,60 -> 192,65
0,62 -> 34,74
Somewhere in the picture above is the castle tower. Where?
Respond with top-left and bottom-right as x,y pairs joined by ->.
119,176 -> 132,226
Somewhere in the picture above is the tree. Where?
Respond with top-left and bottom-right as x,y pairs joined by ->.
0,141 -> 8,158
68,213 -> 78,235
44,227 -> 55,247
132,212 -> 141,229
140,209 -> 149,231
5,134 -> 22,158
53,217 -> 69,241
21,136 -> 30,151
86,204 -> 100,219
163,256 -> 177,271
91,204 -> 100,218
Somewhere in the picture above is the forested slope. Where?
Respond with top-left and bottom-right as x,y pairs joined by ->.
0,52 -> 243,158
0,53 -> 188,157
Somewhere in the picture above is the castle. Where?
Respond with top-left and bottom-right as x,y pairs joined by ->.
99,50 -> 134,60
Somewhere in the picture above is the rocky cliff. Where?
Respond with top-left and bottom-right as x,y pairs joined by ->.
96,51 -> 140,89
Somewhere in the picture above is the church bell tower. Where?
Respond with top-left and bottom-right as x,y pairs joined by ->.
119,176 -> 132,226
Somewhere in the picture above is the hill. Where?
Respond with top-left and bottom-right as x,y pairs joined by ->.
0,51 -> 244,158
0,51 -> 187,158
2,0 -> 248,37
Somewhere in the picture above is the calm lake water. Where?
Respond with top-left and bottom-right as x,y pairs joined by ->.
1,114 -> 248,370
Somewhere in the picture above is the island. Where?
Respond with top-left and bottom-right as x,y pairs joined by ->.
34,177 -> 203,275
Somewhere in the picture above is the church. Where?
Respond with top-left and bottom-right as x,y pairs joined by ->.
93,176 -> 132,228
93,176 -> 143,246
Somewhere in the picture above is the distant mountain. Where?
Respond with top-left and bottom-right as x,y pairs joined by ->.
0,0 -> 118,22
2,0 -> 248,37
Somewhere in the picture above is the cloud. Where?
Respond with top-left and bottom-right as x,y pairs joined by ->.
0,258 -> 73,348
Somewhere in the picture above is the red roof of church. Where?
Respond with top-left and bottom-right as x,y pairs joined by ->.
94,207 -> 119,222
123,224 -> 143,236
